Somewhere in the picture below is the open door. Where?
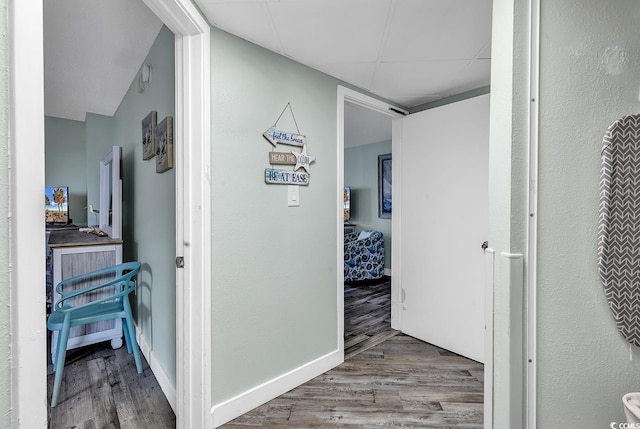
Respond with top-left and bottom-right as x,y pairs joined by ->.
394,94 -> 489,363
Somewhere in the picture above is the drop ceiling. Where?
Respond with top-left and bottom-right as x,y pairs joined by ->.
195,0 -> 492,108
44,0 -> 492,146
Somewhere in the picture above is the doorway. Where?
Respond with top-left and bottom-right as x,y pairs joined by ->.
337,86 -> 405,361
11,0 -> 211,427
337,85 -> 492,426
342,99 -> 399,358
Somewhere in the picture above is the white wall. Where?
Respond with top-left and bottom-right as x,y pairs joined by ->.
537,1 -> 640,426
0,0 -> 10,425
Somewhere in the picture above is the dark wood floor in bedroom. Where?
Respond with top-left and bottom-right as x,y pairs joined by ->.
344,277 -> 399,358
47,341 -> 175,428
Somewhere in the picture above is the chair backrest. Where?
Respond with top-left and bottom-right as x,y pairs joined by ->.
54,262 -> 141,313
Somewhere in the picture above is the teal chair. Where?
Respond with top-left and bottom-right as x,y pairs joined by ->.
47,261 -> 142,407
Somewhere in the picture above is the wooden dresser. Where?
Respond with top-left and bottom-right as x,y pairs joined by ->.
47,229 -> 123,363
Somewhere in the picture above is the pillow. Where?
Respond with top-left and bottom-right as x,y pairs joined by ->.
358,230 -> 374,240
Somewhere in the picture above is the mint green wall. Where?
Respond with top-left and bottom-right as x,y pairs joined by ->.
537,1 -> 640,426
344,140 -> 392,270
95,26 -> 176,384
211,28 -> 340,403
45,117 -> 88,226
0,0 -> 9,424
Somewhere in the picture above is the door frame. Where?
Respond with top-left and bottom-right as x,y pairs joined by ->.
337,85 -> 494,427
10,0 -> 211,427
336,86 -> 405,357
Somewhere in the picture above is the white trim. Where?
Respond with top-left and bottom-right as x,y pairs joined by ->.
337,85 -> 404,348
337,88 -> 346,358
10,0 -> 48,427
12,0 -> 211,426
526,0 -> 540,427
136,324 -> 177,412
99,146 -> 122,239
484,248 -> 496,429
384,268 -> 392,276
211,349 -> 342,427
391,118 -> 402,330
142,1 -> 212,428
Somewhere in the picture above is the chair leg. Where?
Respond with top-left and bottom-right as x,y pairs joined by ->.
122,318 -> 133,354
51,323 -> 70,407
124,311 -> 142,373
53,330 -> 63,371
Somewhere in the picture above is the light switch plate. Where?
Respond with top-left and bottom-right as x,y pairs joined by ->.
288,185 -> 299,207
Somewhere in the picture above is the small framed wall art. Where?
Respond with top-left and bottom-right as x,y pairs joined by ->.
142,111 -> 157,160
156,116 -> 174,173
378,153 -> 392,219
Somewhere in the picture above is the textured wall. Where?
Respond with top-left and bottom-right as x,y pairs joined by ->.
538,0 -> 640,426
210,27 -> 340,403
87,26 -> 176,384
0,0 -> 10,424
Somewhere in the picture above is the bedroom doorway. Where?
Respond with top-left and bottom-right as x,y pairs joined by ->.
339,88 -> 404,359
12,0 -> 211,427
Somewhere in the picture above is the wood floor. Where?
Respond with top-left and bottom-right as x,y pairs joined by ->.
222,334 -> 484,428
47,341 -> 175,428
223,278 -> 484,428
47,278 -> 484,428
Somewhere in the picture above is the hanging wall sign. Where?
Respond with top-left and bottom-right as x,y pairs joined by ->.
265,168 -> 309,186
263,126 -> 306,148
269,152 -> 297,165
291,144 -> 316,174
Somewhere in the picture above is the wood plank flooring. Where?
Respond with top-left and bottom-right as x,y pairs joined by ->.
47,341 -> 175,428
222,334 -> 484,428
344,277 -> 399,358
47,278 -> 483,428
223,279 -> 483,427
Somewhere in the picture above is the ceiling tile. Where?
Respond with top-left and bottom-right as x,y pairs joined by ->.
321,62 -> 378,92
454,58 -> 491,90
196,1 -> 282,53
381,0 -> 492,62
268,0 -> 392,65
372,60 -> 471,98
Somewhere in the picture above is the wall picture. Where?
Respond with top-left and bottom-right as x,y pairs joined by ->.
142,111 -> 157,160
378,153 -> 392,219
156,116 -> 174,173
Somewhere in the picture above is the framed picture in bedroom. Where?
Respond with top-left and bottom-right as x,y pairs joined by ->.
378,153 -> 392,219
156,116 -> 174,173
142,111 -> 156,160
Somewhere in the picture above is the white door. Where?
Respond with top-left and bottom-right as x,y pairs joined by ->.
397,94 -> 489,363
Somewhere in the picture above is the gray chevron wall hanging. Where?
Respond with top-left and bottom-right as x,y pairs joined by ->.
598,113 -> 640,346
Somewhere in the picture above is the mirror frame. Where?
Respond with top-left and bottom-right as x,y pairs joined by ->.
99,146 -> 122,239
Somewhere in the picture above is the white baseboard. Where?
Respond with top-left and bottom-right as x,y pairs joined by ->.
210,348 -> 343,427
384,268 -> 392,276
134,324 -> 177,413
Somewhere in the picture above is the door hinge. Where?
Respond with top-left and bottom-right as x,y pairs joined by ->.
176,256 -> 184,268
